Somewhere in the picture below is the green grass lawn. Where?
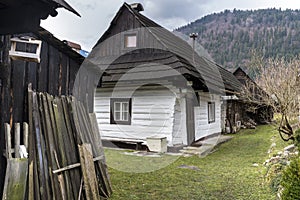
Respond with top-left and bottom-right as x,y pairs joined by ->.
104,124 -> 290,200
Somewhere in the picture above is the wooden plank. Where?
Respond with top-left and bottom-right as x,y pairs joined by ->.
73,99 -> 112,197
40,93 -> 60,199
23,122 -> 28,150
68,59 -> 79,95
2,159 -> 28,200
11,59 -> 26,123
89,113 -> 112,197
55,96 -> 81,199
59,96 -> 82,195
78,143 -> 100,200
46,92 -> 70,198
14,123 -> 20,158
59,53 -> 68,95
89,113 -> 105,158
38,42 -> 49,92
32,92 -> 46,199
52,96 -> 74,200
27,85 -> 37,200
48,45 -> 60,95
52,155 -> 104,174
37,93 -> 51,199
53,150 -> 67,200
4,123 -> 11,159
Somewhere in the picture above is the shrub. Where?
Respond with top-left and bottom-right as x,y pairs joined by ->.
280,157 -> 300,200
295,129 -> 300,151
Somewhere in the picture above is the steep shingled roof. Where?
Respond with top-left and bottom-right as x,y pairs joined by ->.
94,2 -> 241,93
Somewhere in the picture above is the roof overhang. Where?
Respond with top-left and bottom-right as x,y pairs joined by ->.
0,0 -> 80,35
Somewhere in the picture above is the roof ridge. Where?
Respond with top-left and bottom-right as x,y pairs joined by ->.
123,2 -> 171,52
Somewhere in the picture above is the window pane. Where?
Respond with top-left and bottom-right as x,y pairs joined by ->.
114,111 -> 121,121
122,102 -> 129,112
114,102 -> 121,112
125,35 -> 137,47
122,111 -> 128,121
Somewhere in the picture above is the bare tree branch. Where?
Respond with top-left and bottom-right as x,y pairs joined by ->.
240,51 -> 300,142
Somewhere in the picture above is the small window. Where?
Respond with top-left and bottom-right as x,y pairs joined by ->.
110,98 -> 132,125
208,102 -> 215,123
124,34 -> 137,48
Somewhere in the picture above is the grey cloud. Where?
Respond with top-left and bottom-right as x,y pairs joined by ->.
141,0 -> 211,20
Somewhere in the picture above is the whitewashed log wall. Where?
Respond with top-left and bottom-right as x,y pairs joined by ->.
94,87 -> 177,145
94,87 -> 222,146
194,92 -> 221,141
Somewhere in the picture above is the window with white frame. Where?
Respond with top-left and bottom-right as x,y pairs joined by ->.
110,98 -> 132,125
208,102 -> 215,123
124,34 -> 137,48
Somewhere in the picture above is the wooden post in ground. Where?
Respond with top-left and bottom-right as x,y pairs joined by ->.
14,123 -> 20,158
4,124 -> 11,159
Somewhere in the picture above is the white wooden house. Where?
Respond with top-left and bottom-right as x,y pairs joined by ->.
89,3 -> 241,149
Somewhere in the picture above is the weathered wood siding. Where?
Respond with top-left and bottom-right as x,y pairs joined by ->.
95,9 -> 167,57
0,33 -> 84,195
194,92 -> 221,140
94,87 -> 177,145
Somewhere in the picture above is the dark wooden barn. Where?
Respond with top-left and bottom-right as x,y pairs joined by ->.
0,27 -> 86,195
233,67 -> 273,124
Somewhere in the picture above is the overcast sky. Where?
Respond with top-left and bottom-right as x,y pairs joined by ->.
41,0 -> 300,51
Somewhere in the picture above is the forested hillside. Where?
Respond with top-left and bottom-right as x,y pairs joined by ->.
176,8 -> 300,70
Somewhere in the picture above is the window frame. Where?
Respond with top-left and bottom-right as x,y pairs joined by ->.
110,98 -> 132,125
124,34 -> 137,48
122,31 -> 138,50
208,102 -> 216,124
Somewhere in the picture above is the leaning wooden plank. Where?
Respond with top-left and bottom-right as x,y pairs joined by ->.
4,123 -> 12,159
78,143 -> 100,200
46,94 -> 69,199
27,85 -> 37,200
72,99 -> 87,143
89,113 -> 112,197
32,92 -> 47,199
37,93 -> 51,199
53,150 -> 67,200
69,97 -> 84,145
78,101 -> 94,143
14,123 -> 20,158
2,158 -> 28,200
54,96 -> 80,199
23,122 -> 28,150
52,97 -> 74,200
75,100 -> 112,198
89,113 -> 105,159
41,93 -> 60,200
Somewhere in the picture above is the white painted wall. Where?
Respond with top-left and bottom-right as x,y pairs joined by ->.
94,87 -> 177,145
194,92 -> 221,141
172,97 -> 187,145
